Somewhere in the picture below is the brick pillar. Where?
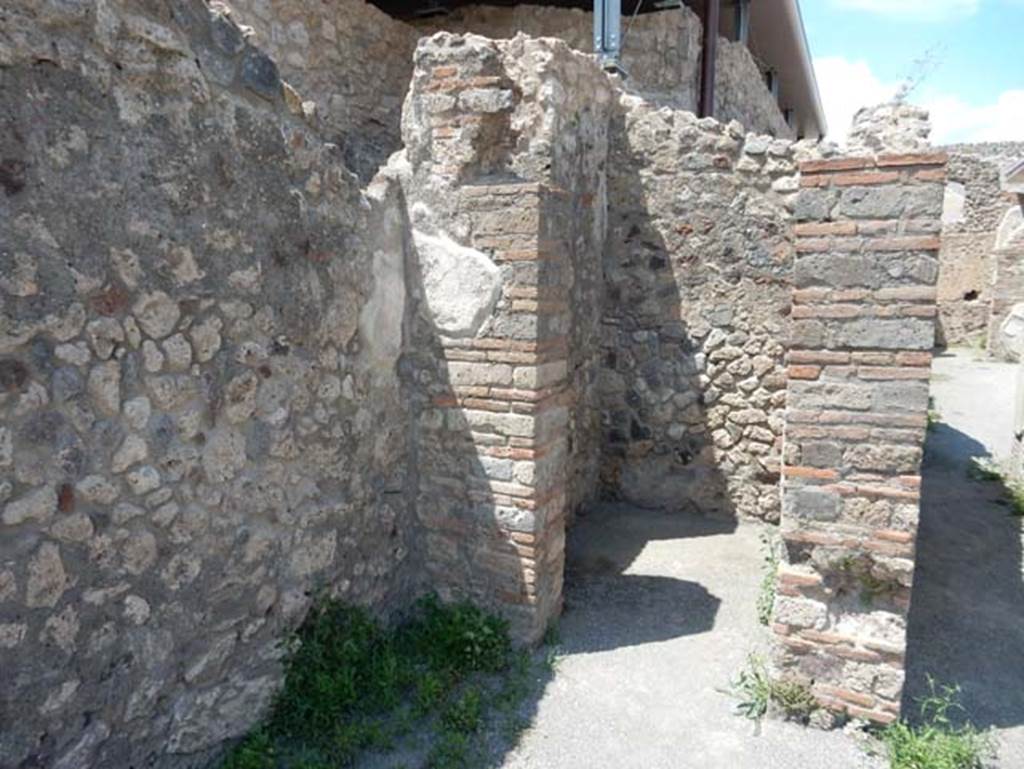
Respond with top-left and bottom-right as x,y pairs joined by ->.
419,182 -> 570,643
773,152 -> 947,724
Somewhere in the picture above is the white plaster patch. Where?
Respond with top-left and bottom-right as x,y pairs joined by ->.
998,303 -> 1024,361
941,181 -> 966,226
413,229 -> 502,338
995,205 -> 1024,251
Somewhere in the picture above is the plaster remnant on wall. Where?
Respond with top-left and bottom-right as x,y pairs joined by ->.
413,230 -> 503,338
998,304 -> 1024,361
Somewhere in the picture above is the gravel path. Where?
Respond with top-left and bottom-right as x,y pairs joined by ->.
499,506 -> 883,769
498,348 -> 1023,769
904,348 -> 1024,769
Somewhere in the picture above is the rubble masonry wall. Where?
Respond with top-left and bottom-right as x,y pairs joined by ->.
773,152 -> 947,724
0,2 -> 418,766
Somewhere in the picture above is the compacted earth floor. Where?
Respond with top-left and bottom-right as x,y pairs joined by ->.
904,347 -> 1024,769
498,505 -> 884,769
497,347 -> 1023,769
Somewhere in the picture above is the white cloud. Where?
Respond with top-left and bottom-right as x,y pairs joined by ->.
831,0 -> 980,22
814,55 -> 1024,145
814,56 -> 899,142
923,90 -> 1024,144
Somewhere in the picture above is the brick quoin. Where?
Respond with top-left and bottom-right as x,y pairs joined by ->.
775,150 -> 946,724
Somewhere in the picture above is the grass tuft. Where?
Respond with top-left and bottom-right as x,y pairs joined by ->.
927,396 -> 942,432
726,654 -> 817,722
219,594 -> 543,769
879,678 -> 994,769
967,456 -> 1004,482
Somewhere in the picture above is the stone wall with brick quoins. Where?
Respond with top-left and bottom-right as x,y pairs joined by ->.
773,152 -> 947,725
413,183 -> 576,643
399,33 -> 611,642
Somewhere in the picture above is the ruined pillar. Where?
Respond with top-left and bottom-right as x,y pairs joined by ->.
773,152 -> 947,723
418,182 -> 572,643
404,34 -> 611,643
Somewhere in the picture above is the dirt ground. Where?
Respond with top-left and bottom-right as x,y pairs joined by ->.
496,348 -> 1022,769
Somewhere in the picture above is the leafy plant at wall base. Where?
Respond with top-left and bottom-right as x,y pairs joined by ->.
756,534 -> 779,626
879,678 -> 993,769
726,654 -> 817,722
217,594 -> 539,769
1006,483 -> 1024,516
927,396 -> 941,432
219,730 -> 275,769
966,456 -> 1003,482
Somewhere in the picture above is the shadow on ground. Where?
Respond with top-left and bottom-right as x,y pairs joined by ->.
904,419 -> 1024,733
560,504 -> 729,654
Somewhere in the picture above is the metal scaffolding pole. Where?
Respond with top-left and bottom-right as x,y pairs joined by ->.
698,0 -> 720,118
593,0 -> 623,73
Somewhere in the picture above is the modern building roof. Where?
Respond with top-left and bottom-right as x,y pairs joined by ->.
747,0 -> 826,138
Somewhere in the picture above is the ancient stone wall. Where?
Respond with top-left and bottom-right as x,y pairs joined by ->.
225,0 -> 420,181
987,187 -> 1024,360
599,102 -> 806,521
772,152 -> 946,724
396,33 -> 612,640
414,4 -> 790,137
0,2 -> 417,766
936,142 -> 1024,347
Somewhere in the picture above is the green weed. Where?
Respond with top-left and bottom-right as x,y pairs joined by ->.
218,594 -> 537,769
967,456 -> 1004,482
727,654 -> 817,722
927,396 -> 941,432
1006,483 -> 1024,516
879,678 -> 993,769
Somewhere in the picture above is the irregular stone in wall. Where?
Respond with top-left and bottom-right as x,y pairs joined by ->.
995,204 -> 1024,251
413,229 -> 502,338
998,304 -> 1024,361
847,101 -> 931,155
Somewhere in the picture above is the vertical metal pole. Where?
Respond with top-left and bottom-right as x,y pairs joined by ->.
593,0 -> 622,72
735,0 -> 750,44
699,0 -> 720,117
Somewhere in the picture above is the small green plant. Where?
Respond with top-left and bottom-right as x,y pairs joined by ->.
879,678 -> 993,769
967,456 -> 1003,482
1006,482 -> 1024,517
442,688 -> 483,734
835,554 -> 901,607
927,396 -> 941,432
756,534 -> 779,626
726,654 -> 817,722
218,594 -> 538,769
220,730 -> 275,769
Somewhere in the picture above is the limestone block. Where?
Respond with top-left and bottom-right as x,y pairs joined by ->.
414,230 -> 502,337
995,205 -> 1024,251
941,181 -> 966,226
997,303 -> 1024,361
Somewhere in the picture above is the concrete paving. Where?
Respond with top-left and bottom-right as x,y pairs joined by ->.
498,347 -> 1023,769
905,348 -> 1024,769
500,506 -> 884,769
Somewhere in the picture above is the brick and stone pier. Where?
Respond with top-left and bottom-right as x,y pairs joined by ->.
773,152 -> 947,723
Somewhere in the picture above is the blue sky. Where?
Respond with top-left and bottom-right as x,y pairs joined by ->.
800,0 -> 1024,143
